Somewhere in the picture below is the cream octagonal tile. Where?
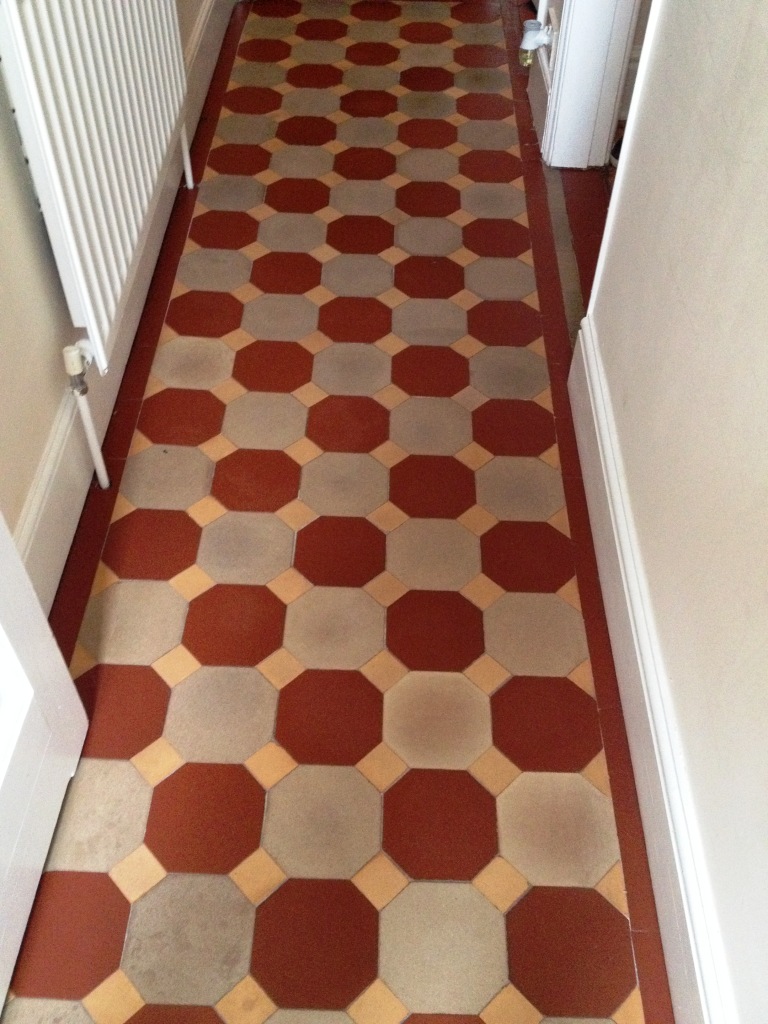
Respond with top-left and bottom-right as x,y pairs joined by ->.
498,772 -> 620,887
387,518 -> 480,589
284,587 -> 386,669
198,512 -> 294,585
261,765 -> 381,878
390,397 -> 472,455
384,671 -> 491,769
485,593 -> 588,677
475,457 -> 565,521
299,453 -> 390,516
152,336 -> 235,390
79,581 -> 187,665
222,392 -> 307,450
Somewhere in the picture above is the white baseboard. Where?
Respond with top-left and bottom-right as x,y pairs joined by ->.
14,2 -> 238,612
568,316 -> 735,1024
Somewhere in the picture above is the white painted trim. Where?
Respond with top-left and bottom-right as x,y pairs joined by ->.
184,0 -> 239,138
569,317 -> 739,1024
618,43 -> 644,120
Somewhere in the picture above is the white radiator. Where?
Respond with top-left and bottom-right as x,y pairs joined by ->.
0,0 -> 192,373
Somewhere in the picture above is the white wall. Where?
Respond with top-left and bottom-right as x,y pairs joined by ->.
570,0 -> 768,1021
0,0 -> 235,611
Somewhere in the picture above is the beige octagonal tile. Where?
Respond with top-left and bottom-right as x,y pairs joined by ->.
387,518 -> 480,590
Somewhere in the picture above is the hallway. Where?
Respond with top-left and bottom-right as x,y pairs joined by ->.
4,2 -> 672,1022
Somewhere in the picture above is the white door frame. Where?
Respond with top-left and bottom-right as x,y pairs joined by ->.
0,512 -> 87,1003
540,0 -> 644,167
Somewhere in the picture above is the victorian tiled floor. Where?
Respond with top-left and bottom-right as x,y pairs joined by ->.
4,3 -> 672,1024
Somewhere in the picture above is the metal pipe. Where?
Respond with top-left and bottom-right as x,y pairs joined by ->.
63,344 -> 110,489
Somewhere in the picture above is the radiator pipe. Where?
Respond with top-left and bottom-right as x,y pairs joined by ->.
63,345 -> 110,490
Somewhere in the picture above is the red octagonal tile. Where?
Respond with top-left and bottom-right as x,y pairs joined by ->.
395,257 -> 464,299
212,449 -> 301,511
481,521 -> 575,592
387,591 -> 484,671
223,86 -> 282,115
318,297 -> 392,343
276,669 -> 383,764
183,584 -> 285,666
238,38 -> 292,62
398,119 -> 457,150
11,872 -> 129,999
457,94 -> 515,120
295,516 -> 386,586
507,887 -> 636,1017
397,182 -> 461,218
208,144 -> 271,176
286,64 -> 344,88
492,676 -> 602,772
341,90 -> 398,118
450,2 -> 501,22
334,147 -> 396,181
233,340 -> 313,392
400,23 -> 452,43
307,396 -> 389,452
392,346 -> 469,397
145,763 -> 265,873
467,300 -> 542,346
472,399 -> 556,456
327,215 -> 395,254
390,455 -> 476,518
400,67 -> 455,92
454,44 -> 507,67
384,769 -> 497,879
350,0 -> 400,19
251,252 -> 323,294
252,879 -> 378,1008
101,509 -> 201,580
188,211 -> 259,249
166,291 -> 243,337
78,664 -> 170,760
296,17 -> 347,40
460,151 -> 523,184
266,178 -> 331,213
276,116 -> 337,146
138,389 -> 225,446
345,41 -> 400,65
463,219 -> 531,258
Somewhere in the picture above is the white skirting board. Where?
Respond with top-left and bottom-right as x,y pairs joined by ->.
568,317 -> 737,1024
14,0 -> 238,614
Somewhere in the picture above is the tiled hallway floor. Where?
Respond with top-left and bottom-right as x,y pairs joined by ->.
5,3 -> 672,1023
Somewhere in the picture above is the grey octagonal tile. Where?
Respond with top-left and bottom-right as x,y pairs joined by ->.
329,181 -> 396,216
387,519 -> 480,589
343,66 -> 399,91
299,453 -> 389,516
79,581 -> 187,665
177,249 -> 252,293
397,149 -> 459,183
261,766 -> 381,878
164,666 -> 277,763
120,445 -> 214,511
222,392 -> 307,449
395,218 -> 463,257
269,1015 -> 353,1024
380,882 -> 507,1014
198,512 -> 294,584
0,1001 -> 93,1024
475,457 -> 565,521
458,121 -> 518,151
242,294 -> 320,340
270,146 -> 335,180
384,672 -> 491,769
230,62 -> 287,88
470,347 -> 550,400
485,593 -> 588,676
390,397 -> 472,455
336,118 -> 397,149
398,43 -> 454,67
398,92 -> 456,121
256,213 -> 327,253
284,587 -> 385,669
216,113 -> 277,146
321,255 -> 393,298
464,258 -> 536,301
455,67 -> 510,94
122,874 -> 254,1004
281,89 -> 340,117
462,183 -> 526,220
498,773 -> 620,887
198,175 -> 265,212
243,16 -> 296,39
312,343 -> 391,396
392,299 -> 467,346
152,337 -> 234,390
46,759 -> 151,872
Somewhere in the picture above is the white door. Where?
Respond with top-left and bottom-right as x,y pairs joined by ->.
529,0 -> 645,167
0,511 -> 87,1003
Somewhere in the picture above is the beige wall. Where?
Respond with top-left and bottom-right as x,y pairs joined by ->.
176,0 -> 213,55
582,0 -> 768,1018
0,75 -> 77,532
